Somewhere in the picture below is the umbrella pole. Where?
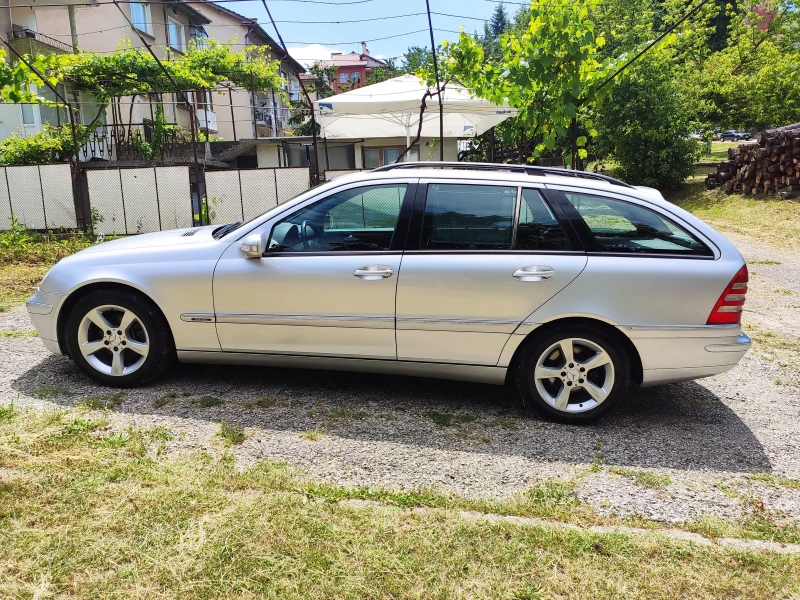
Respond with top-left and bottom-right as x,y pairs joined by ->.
406,124 -> 411,162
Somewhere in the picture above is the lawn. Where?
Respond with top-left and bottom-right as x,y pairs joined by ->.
0,405 -> 797,599
665,180 -> 800,249
702,141 -> 739,163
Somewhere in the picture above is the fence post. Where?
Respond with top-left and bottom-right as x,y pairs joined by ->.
3,167 -> 12,222
118,169 -> 128,235
153,166 -> 162,231
238,169 -> 244,222
37,165 -> 48,230
72,163 -> 91,230
273,168 -> 278,206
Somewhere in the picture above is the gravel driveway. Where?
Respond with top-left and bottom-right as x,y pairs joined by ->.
2,233 -> 799,526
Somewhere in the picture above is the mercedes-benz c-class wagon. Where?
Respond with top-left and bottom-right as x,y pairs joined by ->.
27,162 -> 750,422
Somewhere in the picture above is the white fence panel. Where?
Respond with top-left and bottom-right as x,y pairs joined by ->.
155,166 -> 192,230
7,166 -> 46,229
86,169 -> 126,235
240,170 -> 278,221
205,171 -> 243,224
39,164 -> 77,229
120,168 -> 160,234
276,167 -> 311,204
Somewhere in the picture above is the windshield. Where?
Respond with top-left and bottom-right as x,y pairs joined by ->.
210,184 -> 330,240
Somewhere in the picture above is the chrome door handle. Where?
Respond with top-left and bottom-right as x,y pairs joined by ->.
354,265 -> 394,280
513,265 -> 555,281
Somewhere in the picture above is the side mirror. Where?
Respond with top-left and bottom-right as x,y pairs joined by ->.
240,233 -> 263,259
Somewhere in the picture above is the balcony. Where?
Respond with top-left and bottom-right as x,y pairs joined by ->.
8,29 -> 74,56
196,109 -> 217,134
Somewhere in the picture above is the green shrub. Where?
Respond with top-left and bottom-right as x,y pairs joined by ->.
0,124 -> 88,166
594,49 -> 703,189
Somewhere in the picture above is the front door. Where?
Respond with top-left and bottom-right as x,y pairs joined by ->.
395,182 -> 588,365
213,182 -> 414,359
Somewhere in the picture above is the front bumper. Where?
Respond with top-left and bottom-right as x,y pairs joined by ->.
26,289 -> 66,355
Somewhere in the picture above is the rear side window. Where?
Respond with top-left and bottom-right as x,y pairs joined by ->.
420,183 -> 516,250
517,189 -> 571,251
564,193 -> 713,256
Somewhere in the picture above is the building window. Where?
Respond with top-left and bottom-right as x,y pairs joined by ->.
338,71 -> 350,84
130,0 -> 152,35
364,146 -> 414,168
195,89 -> 212,111
189,25 -> 208,49
168,17 -> 185,52
351,71 -> 361,83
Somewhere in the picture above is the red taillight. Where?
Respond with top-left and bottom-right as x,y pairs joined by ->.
707,265 -> 748,325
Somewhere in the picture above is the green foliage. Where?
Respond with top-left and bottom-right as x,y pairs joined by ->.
0,217 -> 96,264
440,0 -> 620,161
0,124 -> 88,166
32,39 -> 285,104
595,50 -> 702,188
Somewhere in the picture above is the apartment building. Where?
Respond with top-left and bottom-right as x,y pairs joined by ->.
0,0 -> 304,155
319,43 -> 387,93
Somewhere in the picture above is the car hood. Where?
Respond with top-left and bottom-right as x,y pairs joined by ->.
78,226 -> 219,254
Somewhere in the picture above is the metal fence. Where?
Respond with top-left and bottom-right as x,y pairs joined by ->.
0,164 -> 76,230
86,166 -> 193,235
205,167 -> 311,224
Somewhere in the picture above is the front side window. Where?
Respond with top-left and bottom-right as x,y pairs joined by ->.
131,0 -> 152,35
517,189 -> 571,251
565,192 -> 713,256
339,72 -> 350,83
420,184 -> 516,250
268,184 -> 407,252
190,25 -> 209,49
168,18 -> 185,52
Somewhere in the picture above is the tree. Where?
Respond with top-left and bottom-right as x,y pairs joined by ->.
288,63 -> 337,136
440,0 -> 620,162
594,49 -> 702,188
481,2 -> 510,61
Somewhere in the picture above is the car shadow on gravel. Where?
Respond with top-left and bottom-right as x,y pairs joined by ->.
12,354 -> 771,473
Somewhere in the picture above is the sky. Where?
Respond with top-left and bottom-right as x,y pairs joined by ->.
225,0 -> 517,67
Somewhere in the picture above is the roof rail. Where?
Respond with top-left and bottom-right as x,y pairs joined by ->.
371,161 -> 634,189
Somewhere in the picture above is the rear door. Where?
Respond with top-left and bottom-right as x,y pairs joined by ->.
395,180 -> 588,365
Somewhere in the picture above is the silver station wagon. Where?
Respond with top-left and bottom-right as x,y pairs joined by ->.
27,162 -> 751,422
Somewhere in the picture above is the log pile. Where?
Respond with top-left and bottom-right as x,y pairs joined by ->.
706,122 -> 800,199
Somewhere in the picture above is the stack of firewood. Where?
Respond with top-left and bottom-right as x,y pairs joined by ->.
706,122 -> 800,199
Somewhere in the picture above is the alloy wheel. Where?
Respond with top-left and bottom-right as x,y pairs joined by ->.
77,304 -> 150,376
533,337 -> 615,414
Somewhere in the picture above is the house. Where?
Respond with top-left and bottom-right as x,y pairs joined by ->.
319,43 -> 387,93
0,0 -> 304,157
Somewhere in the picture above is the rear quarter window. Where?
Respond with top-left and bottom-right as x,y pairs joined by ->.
565,192 -> 713,257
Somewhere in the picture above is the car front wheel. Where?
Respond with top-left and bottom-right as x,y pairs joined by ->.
515,326 -> 630,423
65,289 -> 174,387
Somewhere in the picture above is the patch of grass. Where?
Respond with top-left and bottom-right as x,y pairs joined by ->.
426,410 -> 478,427
667,181 -> 800,248
703,141 -> 738,162
299,428 -> 324,441
775,288 -> 794,295
749,259 -> 782,265
0,402 -> 15,423
33,383 -> 74,399
143,426 -> 173,442
0,329 -> 38,338
745,325 -> 800,384
749,473 -> 800,490
609,467 -> 672,489
154,392 -> 177,408
0,263 -> 49,312
216,421 -> 246,445
0,407 -> 798,599
195,395 -> 222,408
242,395 -> 279,409
327,406 -> 370,421
77,391 -> 125,410
59,417 -> 105,438
489,415 -> 520,431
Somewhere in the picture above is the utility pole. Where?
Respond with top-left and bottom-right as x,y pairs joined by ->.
0,33 -> 88,229
113,0 -> 203,223
261,0 -> 321,183
425,0 -> 444,161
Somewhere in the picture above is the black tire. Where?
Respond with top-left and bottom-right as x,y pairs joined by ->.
65,288 -> 175,387
515,325 -> 630,423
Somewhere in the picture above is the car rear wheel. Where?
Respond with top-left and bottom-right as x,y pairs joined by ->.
515,326 -> 630,423
65,289 -> 174,387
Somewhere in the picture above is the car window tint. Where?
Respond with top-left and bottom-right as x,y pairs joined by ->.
565,192 -> 713,256
516,189 -> 571,251
268,184 -> 406,252
420,183 -> 516,250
